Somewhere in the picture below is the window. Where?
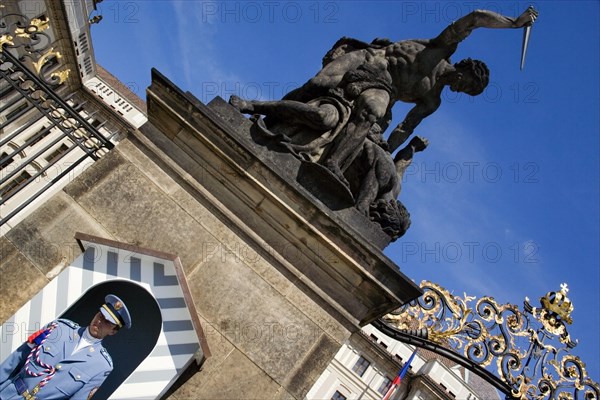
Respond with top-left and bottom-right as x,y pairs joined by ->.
45,143 -> 70,164
331,391 -> 347,400
28,125 -> 51,147
352,356 -> 370,377
0,83 -> 15,100
83,56 -> 93,75
378,376 -> 393,394
0,170 -> 31,199
0,152 -> 15,171
5,102 -> 29,122
78,32 -> 89,53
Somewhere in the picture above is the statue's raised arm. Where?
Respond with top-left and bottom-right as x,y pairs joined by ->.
432,6 -> 539,47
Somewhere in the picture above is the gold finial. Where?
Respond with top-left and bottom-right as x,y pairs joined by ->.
540,283 -> 574,324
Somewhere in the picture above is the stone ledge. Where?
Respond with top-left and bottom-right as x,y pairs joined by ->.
142,68 -> 421,326
204,96 -> 391,250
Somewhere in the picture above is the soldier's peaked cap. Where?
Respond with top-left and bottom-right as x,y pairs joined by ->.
100,294 -> 132,329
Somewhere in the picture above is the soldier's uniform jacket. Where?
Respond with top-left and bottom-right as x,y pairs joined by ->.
0,319 -> 112,400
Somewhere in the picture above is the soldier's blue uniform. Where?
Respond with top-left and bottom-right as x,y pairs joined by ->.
0,295 -> 131,400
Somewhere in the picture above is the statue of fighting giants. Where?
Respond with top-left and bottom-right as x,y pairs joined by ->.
230,7 -> 538,240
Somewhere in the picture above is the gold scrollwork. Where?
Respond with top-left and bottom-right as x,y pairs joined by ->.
14,17 -> 50,38
0,34 -> 14,51
383,281 -> 599,400
31,48 -> 61,75
50,69 -> 70,84
1,11 -> 68,85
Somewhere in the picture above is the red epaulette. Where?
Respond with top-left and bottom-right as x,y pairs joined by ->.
27,329 -> 45,344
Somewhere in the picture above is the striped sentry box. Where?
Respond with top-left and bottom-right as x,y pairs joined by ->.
0,233 -> 209,399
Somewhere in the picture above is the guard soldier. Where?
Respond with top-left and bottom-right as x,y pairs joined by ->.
0,294 -> 132,399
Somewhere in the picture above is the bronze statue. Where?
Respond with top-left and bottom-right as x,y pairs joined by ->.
230,7 -> 538,240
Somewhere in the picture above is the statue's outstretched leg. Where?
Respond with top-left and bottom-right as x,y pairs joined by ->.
230,95 -> 338,132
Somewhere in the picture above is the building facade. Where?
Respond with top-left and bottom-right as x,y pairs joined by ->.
307,324 -> 501,400
0,0 -> 146,233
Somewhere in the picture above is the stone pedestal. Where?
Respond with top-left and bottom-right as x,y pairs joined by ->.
1,69 -> 420,399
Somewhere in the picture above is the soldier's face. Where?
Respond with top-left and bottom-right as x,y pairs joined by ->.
89,312 -> 119,339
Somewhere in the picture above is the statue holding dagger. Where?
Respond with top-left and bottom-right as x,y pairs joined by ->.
230,6 -> 538,240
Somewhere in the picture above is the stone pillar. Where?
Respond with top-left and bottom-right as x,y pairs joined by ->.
139,69 -> 421,398
1,69 -> 421,399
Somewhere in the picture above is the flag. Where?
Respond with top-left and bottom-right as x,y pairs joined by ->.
382,349 -> 418,400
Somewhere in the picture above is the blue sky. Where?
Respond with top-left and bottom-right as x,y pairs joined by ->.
89,0 -> 599,382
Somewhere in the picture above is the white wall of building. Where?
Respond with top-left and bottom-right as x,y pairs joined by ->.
306,325 -> 486,400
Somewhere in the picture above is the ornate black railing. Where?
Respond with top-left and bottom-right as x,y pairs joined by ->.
375,282 -> 599,399
0,10 -> 114,226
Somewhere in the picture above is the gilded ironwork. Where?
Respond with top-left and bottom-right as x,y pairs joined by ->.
382,282 -> 599,399
50,69 -> 69,85
0,11 -> 70,85
0,7 -> 114,225
31,47 -> 62,75
14,17 -> 49,37
0,33 -> 13,48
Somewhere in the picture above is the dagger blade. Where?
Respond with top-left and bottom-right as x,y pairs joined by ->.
520,24 -> 532,70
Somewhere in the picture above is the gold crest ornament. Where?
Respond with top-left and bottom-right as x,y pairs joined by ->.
381,281 -> 600,400
114,301 -> 123,311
